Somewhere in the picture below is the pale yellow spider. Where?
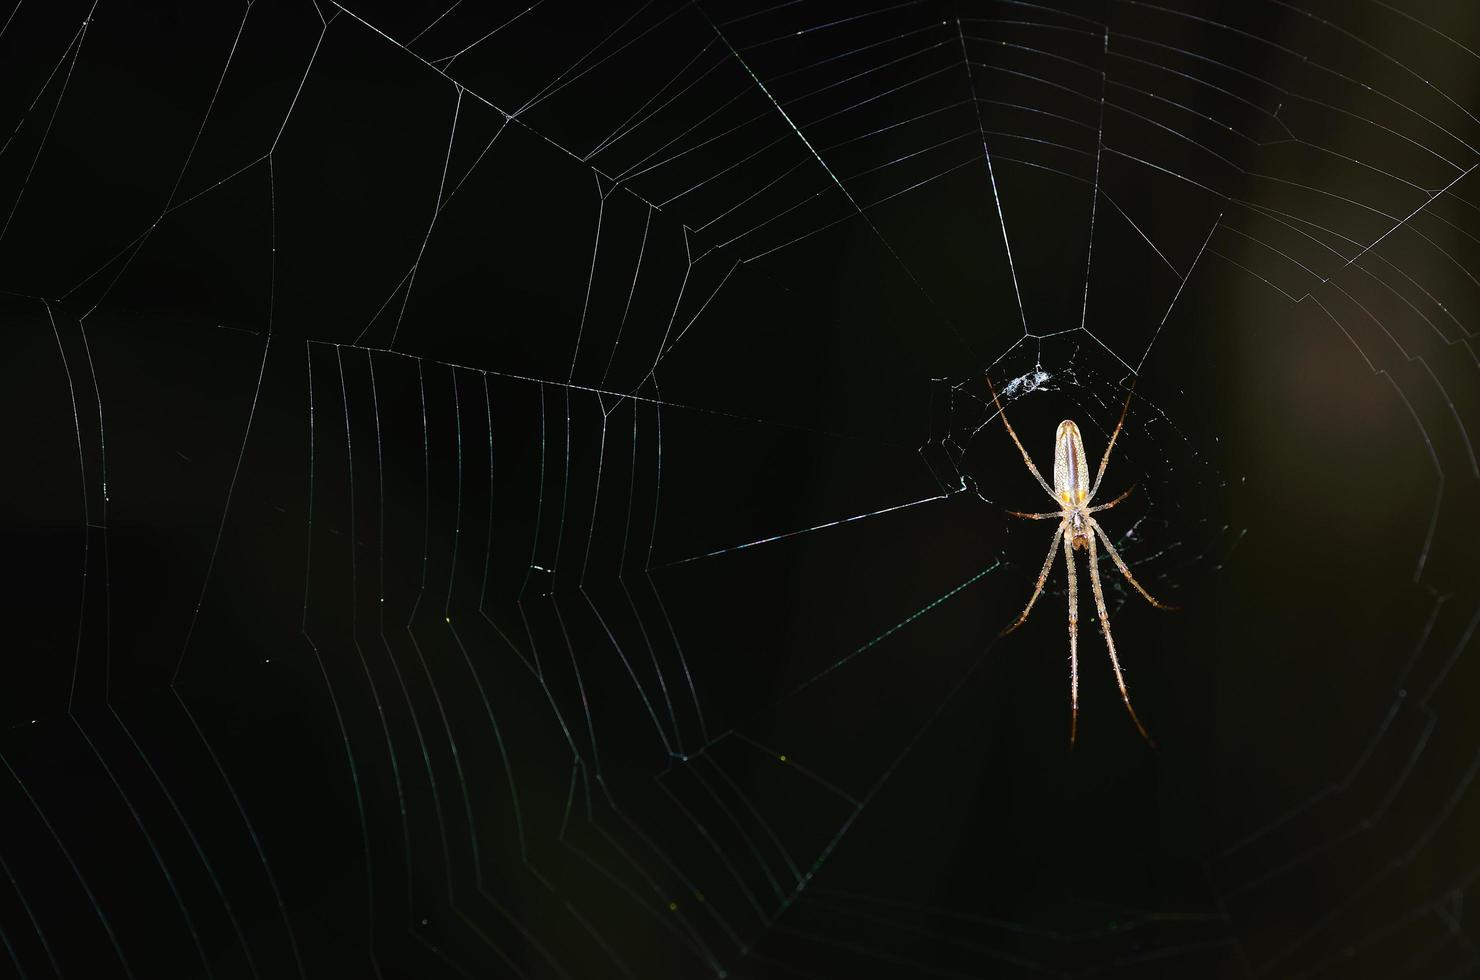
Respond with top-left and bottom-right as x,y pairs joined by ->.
988,378 -> 1174,747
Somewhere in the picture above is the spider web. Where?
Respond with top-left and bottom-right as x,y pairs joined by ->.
1,0 -> 1478,977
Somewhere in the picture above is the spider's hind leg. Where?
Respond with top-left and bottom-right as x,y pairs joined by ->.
987,375 -> 1059,503
1088,381 -> 1136,500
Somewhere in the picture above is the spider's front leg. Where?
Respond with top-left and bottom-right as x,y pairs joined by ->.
1090,517 -> 1177,610
1002,522 -> 1066,635
1063,527 -> 1080,747
1085,531 -> 1156,746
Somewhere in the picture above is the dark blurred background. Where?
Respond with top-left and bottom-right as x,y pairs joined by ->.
1,1 -> 1479,977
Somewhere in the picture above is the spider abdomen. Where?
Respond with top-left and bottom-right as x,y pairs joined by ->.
1053,420 -> 1091,507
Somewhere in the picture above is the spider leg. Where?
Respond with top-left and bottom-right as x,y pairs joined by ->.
1087,381 -> 1135,502
987,376 -> 1059,503
1007,509 -> 1062,520
1085,531 -> 1156,746
1086,484 -> 1134,514
1090,517 -> 1177,610
1063,528 -> 1080,748
1002,522 -> 1064,635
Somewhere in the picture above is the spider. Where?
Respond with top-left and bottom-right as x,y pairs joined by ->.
987,377 -> 1174,747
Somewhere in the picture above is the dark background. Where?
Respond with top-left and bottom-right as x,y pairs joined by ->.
1,1 -> 1478,977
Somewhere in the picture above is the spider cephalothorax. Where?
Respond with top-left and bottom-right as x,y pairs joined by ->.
989,378 -> 1175,746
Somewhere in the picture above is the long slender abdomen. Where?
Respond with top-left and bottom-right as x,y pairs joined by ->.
1053,420 -> 1090,506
